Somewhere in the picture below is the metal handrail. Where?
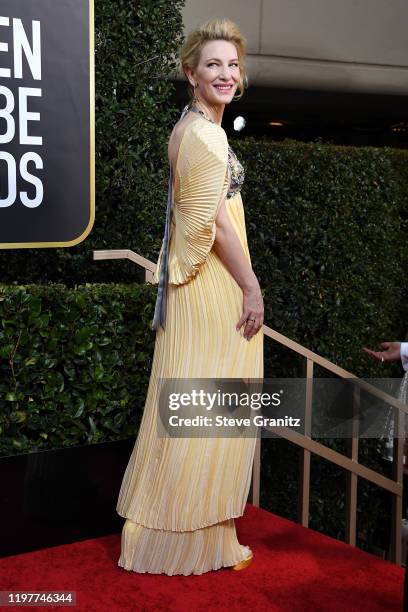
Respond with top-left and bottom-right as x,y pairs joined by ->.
93,248 -> 405,565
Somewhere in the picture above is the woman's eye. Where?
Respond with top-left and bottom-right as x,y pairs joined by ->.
207,63 -> 239,67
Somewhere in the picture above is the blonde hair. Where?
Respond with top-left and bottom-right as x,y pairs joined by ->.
180,18 -> 247,102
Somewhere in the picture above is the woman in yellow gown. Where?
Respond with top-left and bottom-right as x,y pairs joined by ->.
116,18 -> 264,576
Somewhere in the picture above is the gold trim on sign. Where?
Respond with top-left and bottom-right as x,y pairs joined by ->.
0,0 -> 95,249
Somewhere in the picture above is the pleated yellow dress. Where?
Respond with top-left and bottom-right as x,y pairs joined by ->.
116,115 -> 264,575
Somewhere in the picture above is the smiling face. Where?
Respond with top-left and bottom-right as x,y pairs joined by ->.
186,39 -> 241,107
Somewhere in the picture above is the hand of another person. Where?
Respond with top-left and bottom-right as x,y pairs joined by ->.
363,341 -> 401,363
236,282 -> 264,341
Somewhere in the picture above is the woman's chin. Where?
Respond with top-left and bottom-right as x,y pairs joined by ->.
212,93 -> 234,105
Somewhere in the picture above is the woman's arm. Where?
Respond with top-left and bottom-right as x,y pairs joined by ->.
213,198 -> 264,341
363,341 -> 408,371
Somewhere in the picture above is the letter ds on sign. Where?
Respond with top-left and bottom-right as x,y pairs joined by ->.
0,0 -> 94,248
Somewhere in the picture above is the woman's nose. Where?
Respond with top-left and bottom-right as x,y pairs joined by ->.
219,67 -> 232,80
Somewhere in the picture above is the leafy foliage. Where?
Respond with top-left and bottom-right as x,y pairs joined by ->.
0,283 -> 156,456
234,137 -> 408,379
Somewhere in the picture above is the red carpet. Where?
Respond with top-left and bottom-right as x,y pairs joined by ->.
0,504 -> 403,611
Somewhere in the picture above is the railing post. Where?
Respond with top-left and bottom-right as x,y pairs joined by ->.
298,358 -> 313,527
345,383 -> 359,547
145,269 -> 154,283
390,406 -> 404,564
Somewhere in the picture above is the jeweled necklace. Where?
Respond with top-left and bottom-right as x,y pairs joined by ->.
190,97 -> 217,125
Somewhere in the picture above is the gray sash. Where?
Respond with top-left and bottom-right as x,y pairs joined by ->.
151,103 -> 200,331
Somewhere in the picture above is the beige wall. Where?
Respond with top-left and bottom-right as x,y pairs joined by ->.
180,0 -> 408,95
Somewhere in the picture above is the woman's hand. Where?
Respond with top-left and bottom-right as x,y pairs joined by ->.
236,282 -> 264,341
363,342 -> 401,364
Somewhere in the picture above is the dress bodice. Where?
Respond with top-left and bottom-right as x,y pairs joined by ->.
226,144 -> 245,199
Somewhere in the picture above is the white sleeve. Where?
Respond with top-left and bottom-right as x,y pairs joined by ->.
401,342 -> 408,371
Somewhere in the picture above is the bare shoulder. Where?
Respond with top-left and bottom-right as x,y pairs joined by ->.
169,112 -> 200,146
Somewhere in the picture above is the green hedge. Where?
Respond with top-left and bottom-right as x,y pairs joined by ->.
235,138 -> 408,379
0,283 -> 156,456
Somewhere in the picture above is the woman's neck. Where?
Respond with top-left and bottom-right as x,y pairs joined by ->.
191,97 -> 224,126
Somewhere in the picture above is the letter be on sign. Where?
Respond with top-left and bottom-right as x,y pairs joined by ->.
0,0 -> 95,248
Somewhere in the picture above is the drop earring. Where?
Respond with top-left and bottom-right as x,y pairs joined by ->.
192,82 -> 199,105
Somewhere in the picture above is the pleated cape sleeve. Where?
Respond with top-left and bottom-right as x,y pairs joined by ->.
152,119 -> 229,286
